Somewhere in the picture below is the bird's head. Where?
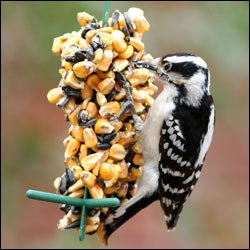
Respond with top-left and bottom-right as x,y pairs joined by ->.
135,53 -> 211,106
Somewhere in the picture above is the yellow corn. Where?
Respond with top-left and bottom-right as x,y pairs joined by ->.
47,87 -> 64,104
66,210 -> 81,222
119,45 -> 134,59
99,101 -> 120,118
94,118 -> 115,134
68,125 -> 84,142
61,60 -> 72,70
86,212 -> 100,226
112,30 -> 127,53
69,165 -> 83,180
79,144 -> 88,162
64,157 -> 80,168
68,178 -> 84,193
64,70 -> 84,89
98,78 -> 116,95
103,181 -> 121,195
113,58 -> 129,71
85,224 -> 99,233
80,170 -> 96,188
96,92 -> 107,106
134,15 -> 150,33
83,128 -> 98,148
88,183 -> 104,199
68,188 -> 84,198
64,137 -> 80,159
86,102 -> 98,119
128,37 -> 145,52
79,38 -> 89,49
128,7 -> 144,21
52,37 -> 62,55
96,69 -> 115,79
80,152 -> 104,171
131,142 -> 143,154
95,50 -> 113,71
133,153 -> 144,166
99,162 -> 115,180
86,74 -> 101,90
109,144 -> 127,160
93,48 -> 104,63
80,83 -> 93,100
117,182 -> 128,198
73,61 -> 96,79
77,12 -> 93,27
53,177 -> 62,193
68,104 -> 82,126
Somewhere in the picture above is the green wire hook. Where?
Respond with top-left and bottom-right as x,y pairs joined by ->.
102,1 -> 111,27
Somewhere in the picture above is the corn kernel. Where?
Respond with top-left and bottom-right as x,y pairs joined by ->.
128,37 -> 145,51
73,61 -> 96,79
52,37 -> 62,55
96,92 -> 107,106
96,50 -> 113,71
69,165 -> 83,180
113,58 -> 129,71
64,137 -> 80,159
83,128 -> 98,148
133,153 -> 144,166
98,78 -> 116,95
77,12 -> 94,27
86,102 -> 98,119
134,15 -> 150,33
68,125 -> 84,142
68,188 -> 84,198
80,83 -> 93,100
81,170 -> 96,188
64,70 -> 84,89
47,87 -> 64,104
80,152 -> 104,171
128,7 -> 144,21
119,45 -> 134,59
109,144 -> 127,160
68,178 -> 84,193
88,183 -> 104,199
94,118 -> 115,134
79,144 -> 88,162
99,101 -> 120,118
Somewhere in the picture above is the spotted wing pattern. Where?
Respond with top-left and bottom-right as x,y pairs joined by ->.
158,96 -> 213,230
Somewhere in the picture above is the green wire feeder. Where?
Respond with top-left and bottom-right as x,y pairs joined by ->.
26,1 -> 120,241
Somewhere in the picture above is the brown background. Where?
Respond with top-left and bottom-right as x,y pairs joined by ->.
2,1 -> 249,249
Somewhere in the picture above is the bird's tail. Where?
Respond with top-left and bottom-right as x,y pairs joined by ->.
101,192 -> 158,245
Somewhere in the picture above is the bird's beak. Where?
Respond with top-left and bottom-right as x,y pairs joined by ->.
134,57 -> 161,72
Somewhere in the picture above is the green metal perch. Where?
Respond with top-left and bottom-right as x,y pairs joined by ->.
26,187 -> 120,241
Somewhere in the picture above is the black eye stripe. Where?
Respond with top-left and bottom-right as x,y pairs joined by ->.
168,62 -> 200,78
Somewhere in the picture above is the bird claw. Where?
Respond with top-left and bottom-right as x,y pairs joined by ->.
133,114 -> 144,134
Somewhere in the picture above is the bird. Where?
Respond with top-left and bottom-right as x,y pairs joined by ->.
103,52 -> 215,243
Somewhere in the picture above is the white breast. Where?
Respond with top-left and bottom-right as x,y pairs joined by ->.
140,85 -> 177,162
135,85 -> 178,197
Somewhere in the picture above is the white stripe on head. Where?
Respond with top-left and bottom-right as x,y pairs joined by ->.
163,55 -> 207,69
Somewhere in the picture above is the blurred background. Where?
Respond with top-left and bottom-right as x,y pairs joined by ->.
1,1 -> 249,249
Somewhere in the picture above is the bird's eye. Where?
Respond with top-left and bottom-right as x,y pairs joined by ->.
163,62 -> 172,72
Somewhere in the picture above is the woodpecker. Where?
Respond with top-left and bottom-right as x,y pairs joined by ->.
104,52 -> 215,242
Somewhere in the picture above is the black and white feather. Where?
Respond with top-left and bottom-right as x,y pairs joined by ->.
104,53 -> 215,241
